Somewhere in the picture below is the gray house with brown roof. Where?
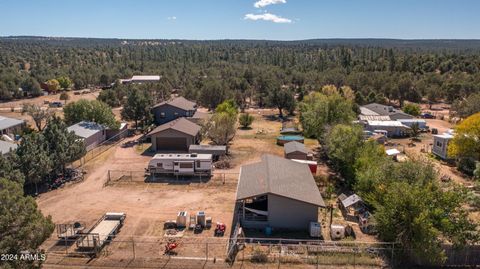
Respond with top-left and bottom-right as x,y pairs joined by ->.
151,96 -> 198,125
147,118 -> 201,152
236,155 -> 325,231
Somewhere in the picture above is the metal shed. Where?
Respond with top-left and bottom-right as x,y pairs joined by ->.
189,144 -> 226,161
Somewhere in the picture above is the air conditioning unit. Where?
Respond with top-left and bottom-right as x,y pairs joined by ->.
309,222 -> 322,238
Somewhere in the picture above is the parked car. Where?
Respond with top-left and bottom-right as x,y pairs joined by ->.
49,101 -> 63,108
421,113 -> 435,119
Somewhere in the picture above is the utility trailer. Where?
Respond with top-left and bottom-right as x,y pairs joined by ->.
76,212 -> 126,253
147,153 -> 213,177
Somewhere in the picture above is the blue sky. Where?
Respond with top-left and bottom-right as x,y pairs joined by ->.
0,0 -> 479,40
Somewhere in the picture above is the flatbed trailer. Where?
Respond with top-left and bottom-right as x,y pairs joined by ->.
76,212 -> 126,253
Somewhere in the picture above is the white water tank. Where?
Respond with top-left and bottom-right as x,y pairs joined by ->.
309,222 -> 322,238
176,211 -> 188,228
330,224 -> 346,240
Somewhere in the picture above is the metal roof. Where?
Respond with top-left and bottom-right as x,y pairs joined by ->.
359,107 -> 380,116
386,148 -> 401,156
284,141 -> 308,154
0,116 -> 24,130
367,120 -> 409,127
147,117 -> 201,137
151,153 -> 212,161
152,96 -> 197,111
131,75 -> 160,81
0,140 -> 17,155
341,194 -> 363,208
67,121 -> 105,139
358,115 -> 391,121
236,154 -> 325,207
434,133 -> 454,139
189,144 -> 226,152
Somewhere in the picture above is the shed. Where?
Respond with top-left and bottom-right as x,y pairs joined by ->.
67,121 -> 107,151
106,122 -> 128,140
0,140 -> 17,155
147,118 -> 201,152
284,141 -> 308,160
338,193 -> 365,222
188,145 -> 226,161
236,155 -> 325,231
0,116 -> 25,137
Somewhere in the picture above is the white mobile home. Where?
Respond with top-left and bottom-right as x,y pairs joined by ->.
432,133 -> 454,160
397,119 -> 428,130
147,153 -> 213,176
365,120 -> 410,137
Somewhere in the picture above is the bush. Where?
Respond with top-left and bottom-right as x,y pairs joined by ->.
403,103 -> 421,116
239,113 -> 254,129
457,157 -> 476,176
250,246 -> 268,263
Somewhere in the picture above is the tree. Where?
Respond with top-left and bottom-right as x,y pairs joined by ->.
215,99 -> 238,117
15,132 -> 52,193
452,93 -> 480,118
299,92 -> 356,140
20,77 -> 42,97
0,178 -> 54,268
204,100 -> 238,152
265,86 -> 295,117
59,92 -> 70,104
325,124 -> 364,183
410,122 -> 421,139
45,79 -> 60,92
63,99 -> 119,129
57,76 -> 72,90
0,154 -> 24,184
448,112 -> 480,161
403,103 -> 421,116
239,113 -> 254,129
121,88 -> 153,130
43,116 -> 86,174
22,103 -> 54,131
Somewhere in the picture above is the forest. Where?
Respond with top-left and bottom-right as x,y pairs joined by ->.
1,37 -> 480,112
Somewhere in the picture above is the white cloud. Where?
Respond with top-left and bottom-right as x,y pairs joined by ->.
167,16 -> 177,20
244,13 -> 292,23
254,0 -> 286,8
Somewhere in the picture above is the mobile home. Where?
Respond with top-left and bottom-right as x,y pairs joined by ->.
147,153 -> 213,176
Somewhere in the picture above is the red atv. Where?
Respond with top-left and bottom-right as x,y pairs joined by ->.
214,223 -> 226,237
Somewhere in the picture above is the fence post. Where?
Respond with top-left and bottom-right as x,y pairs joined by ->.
391,243 -> 394,266
132,238 -> 136,259
278,242 -> 281,269
206,242 -> 208,261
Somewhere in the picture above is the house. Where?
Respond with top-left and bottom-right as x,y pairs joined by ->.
338,193 -> 365,222
67,121 -> 107,151
365,120 -> 410,137
147,118 -> 201,152
397,119 -> 428,130
284,141 -> 308,160
432,133 -> 454,160
0,140 -> 17,155
119,75 -> 161,84
0,116 -> 25,138
236,155 -> 325,231
151,96 -> 198,125
360,103 -> 414,120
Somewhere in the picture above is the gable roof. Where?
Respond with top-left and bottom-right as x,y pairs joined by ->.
341,194 -> 363,208
67,121 -> 106,139
362,103 -> 397,116
0,116 -> 24,130
236,154 -> 325,207
147,117 -> 201,137
0,140 -> 17,155
152,96 -> 197,111
284,141 -> 308,154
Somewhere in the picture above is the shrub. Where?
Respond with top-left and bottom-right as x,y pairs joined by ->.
239,113 -> 254,129
403,103 -> 421,116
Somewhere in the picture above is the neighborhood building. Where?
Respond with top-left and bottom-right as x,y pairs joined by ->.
236,155 -> 325,231
360,103 -> 414,120
338,193 -> 365,222
432,133 -> 454,160
188,145 -> 226,161
0,116 -> 25,138
147,118 -> 201,152
365,120 -> 411,137
151,96 -> 198,125
284,141 -> 308,160
119,75 -> 161,84
67,121 -> 107,151
0,140 -> 18,155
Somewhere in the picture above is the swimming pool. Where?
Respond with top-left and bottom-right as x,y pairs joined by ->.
276,135 -> 305,145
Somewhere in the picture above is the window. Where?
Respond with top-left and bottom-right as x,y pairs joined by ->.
196,160 -> 201,167
179,163 -> 193,169
157,163 -> 163,168
160,112 -> 166,118
436,141 -> 442,147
